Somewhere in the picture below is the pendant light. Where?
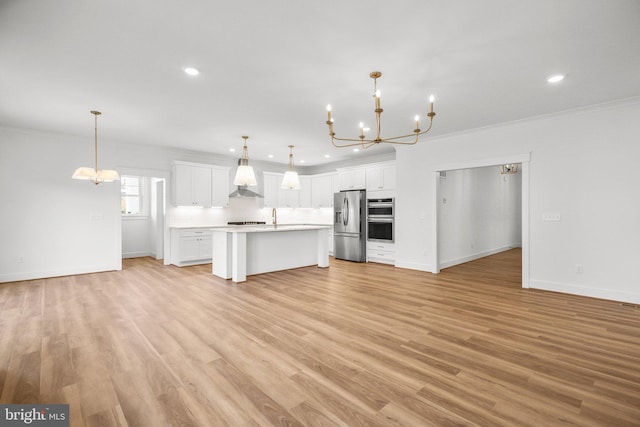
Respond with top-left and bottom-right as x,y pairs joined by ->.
281,145 -> 301,189
233,135 -> 257,186
72,110 -> 120,184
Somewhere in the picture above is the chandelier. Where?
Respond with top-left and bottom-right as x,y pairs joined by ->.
326,71 -> 436,149
72,110 -> 120,184
499,164 -> 519,174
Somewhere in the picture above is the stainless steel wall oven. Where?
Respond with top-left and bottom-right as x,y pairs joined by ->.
367,198 -> 394,243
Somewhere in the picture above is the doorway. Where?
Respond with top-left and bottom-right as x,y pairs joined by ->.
118,167 -> 171,266
437,165 -> 522,270
432,154 -> 530,288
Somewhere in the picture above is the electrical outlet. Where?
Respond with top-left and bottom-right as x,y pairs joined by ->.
576,264 -> 583,274
542,213 -> 561,221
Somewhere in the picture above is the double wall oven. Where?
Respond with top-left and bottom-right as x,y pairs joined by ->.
367,198 -> 394,243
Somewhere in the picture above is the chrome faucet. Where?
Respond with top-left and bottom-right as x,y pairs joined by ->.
271,207 -> 277,226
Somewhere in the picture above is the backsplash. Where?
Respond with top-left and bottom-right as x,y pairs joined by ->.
169,197 -> 332,227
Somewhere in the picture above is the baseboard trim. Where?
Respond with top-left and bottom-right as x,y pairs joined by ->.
440,245 -> 519,269
394,261 -> 435,273
0,264 -> 121,283
530,279 -> 640,305
122,251 -> 155,259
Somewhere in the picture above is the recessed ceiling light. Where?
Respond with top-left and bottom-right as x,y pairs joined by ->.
353,148 -> 359,153
547,74 -> 565,83
300,160 -> 305,164
324,154 -> 330,158
268,154 -> 274,159
184,67 -> 200,76
229,148 -> 236,152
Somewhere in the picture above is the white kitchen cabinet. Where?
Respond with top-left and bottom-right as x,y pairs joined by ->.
338,168 -> 366,191
366,163 -> 396,191
264,172 -> 307,208
262,173 -> 279,208
278,185 -> 300,208
170,228 -> 212,266
173,163 -> 212,207
367,241 -> 395,265
211,166 -> 230,207
311,173 -> 336,208
299,176 -> 312,208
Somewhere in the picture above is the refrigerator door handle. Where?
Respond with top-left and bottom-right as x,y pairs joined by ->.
343,197 -> 349,226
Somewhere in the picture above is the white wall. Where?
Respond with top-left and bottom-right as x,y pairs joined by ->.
438,166 -> 522,269
0,127 -> 122,282
395,98 -> 640,304
0,128 -> 333,282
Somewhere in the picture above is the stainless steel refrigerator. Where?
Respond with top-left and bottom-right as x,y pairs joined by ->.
333,190 -> 366,262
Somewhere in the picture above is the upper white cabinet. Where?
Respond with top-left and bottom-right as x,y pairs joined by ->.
262,172 -> 280,208
172,161 -> 230,208
211,166 -> 230,207
311,173 -> 337,208
338,168 -> 366,191
173,163 -> 212,207
299,176 -> 312,208
264,172 -> 315,208
366,163 -> 396,191
278,181 -> 300,208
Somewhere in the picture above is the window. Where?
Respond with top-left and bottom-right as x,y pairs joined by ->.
121,175 -> 143,215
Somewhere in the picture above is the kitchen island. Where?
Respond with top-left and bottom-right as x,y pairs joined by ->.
211,225 -> 330,283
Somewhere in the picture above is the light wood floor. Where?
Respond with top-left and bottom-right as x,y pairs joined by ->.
1,249 -> 639,426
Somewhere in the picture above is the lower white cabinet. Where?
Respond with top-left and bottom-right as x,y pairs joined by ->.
367,241 -> 395,265
170,228 -> 212,266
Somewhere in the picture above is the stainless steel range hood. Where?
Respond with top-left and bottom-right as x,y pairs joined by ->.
229,185 -> 263,198
229,158 -> 263,198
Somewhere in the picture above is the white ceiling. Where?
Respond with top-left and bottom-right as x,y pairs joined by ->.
1,0 -> 639,166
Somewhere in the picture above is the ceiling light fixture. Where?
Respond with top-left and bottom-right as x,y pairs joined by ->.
72,111 -> 120,185
233,136 -> 257,186
499,164 -> 519,174
547,74 -> 565,83
281,145 -> 301,190
326,71 -> 437,149
184,67 -> 200,76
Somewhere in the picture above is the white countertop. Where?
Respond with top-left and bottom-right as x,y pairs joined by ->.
211,224 -> 331,233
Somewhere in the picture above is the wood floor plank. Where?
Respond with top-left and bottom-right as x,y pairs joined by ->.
1,250 -> 639,426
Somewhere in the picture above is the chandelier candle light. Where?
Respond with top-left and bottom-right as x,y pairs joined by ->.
72,110 -> 120,184
233,135 -> 257,186
281,145 -> 301,189
326,71 -> 437,149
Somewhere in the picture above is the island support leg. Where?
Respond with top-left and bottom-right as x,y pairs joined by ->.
232,232 -> 247,283
317,228 -> 329,268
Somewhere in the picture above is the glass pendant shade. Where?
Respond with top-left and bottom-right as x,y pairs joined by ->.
233,135 -> 257,186
72,110 -> 119,185
72,167 -> 120,184
281,170 -> 300,190
233,164 -> 257,186
281,145 -> 301,189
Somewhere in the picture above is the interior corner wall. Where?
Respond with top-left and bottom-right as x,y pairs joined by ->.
0,127 -> 122,282
438,166 -> 522,269
395,99 -> 640,304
